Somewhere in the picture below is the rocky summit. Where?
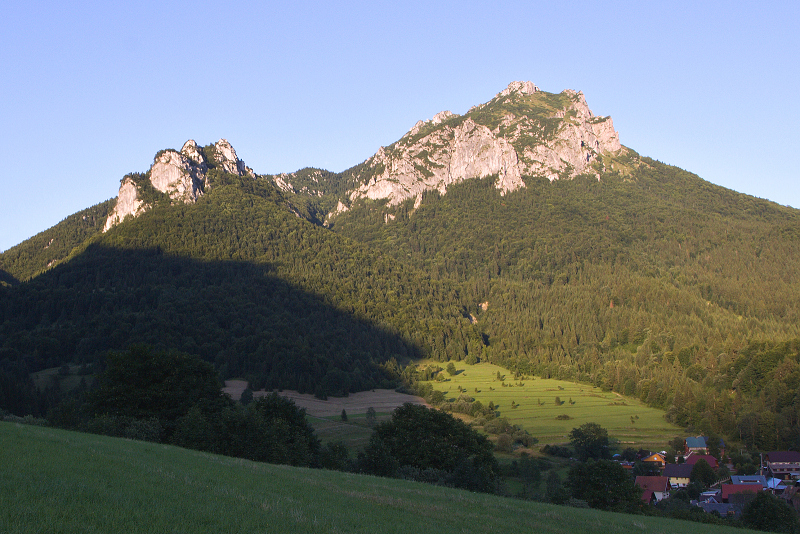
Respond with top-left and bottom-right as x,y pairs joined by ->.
336,81 -> 623,213
103,139 -> 254,231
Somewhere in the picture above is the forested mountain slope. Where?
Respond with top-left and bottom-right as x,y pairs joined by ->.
0,172 -> 483,415
330,158 -> 800,448
2,81 -> 799,450
0,200 -> 113,282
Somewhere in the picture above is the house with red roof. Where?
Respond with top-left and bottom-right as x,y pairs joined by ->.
635,476 -> 670,503
685,454 -> 719,469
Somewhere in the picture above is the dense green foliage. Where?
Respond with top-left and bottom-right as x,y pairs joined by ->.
569,422 -> 611,461
88,345 -> 226,433
741,492 -> 800,534
331,162 -> 800,449
690,459 -> 717,487
58,346 -> 321,466
566,459 -> 643,512
359,403 -> 500,492
0,199 -> 112,281
0,176 -> 485,413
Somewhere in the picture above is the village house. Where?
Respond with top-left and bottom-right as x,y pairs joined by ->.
731,475 -> 768,489
684,453 -> 719,469
765,451 -> 800,481
720,484 -> 762,504
641,452 -> 666,469
684,436 -> 707,455
663,463 -> 693,488
635,476 -> 670,504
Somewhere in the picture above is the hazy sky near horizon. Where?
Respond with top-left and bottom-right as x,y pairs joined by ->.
1,1 -> 798,253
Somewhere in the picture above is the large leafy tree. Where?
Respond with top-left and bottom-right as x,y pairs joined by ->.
183,393 -> 320,467
568,422 -> 610,461
689,459 -> 717,488
89,346 -> 321,467
741,491 -> 800,534
567,459 -> 643,512
89,345 -> 226,431
360,403 -> 499,492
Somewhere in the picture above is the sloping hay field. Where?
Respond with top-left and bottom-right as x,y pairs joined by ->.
419,361 -> 682,449
1,422 -> 752,534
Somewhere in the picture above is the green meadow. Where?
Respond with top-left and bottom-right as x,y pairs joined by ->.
1,422 -> 751,534
418,361 -> 682,450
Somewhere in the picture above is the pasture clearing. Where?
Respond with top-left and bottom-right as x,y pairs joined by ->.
223,381 -> 426,417
223,381 -> 426,449
417,361 -> 682,451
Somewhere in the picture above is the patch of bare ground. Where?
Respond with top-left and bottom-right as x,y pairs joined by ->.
223,380 -> 427,417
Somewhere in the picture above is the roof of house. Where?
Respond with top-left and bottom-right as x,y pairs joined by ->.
663,464 -> 694,478
685,436 -> 707,449
766,451 -> 800,463
636,476 -> 669,493
768,478 -> 789,490
731,475 -> 767,488
685,454 -> 719,468
642,453 -> 666,463
721,484 -> 762,501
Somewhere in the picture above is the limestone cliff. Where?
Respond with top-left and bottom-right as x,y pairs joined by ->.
343,81 -> 624,210
104,139 -> 253,231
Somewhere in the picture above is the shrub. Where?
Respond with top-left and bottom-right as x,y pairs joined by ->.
495,433 -> 513,452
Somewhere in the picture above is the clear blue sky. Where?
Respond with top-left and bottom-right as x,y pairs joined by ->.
2,1 -> 798,252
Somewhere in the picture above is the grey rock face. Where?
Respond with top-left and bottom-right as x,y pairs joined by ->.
149,147 -> 206,203
346,81 -> 624,209
102,177 -> 146,232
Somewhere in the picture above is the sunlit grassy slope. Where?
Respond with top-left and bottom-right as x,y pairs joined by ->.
1,422 -> 753,534
419,361 -> 682,450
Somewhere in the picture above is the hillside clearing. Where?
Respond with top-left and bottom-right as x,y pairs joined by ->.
417,361 -> 682,450
223,381 -> 427,417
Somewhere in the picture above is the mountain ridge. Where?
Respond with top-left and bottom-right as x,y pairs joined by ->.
265,81 -> 628,222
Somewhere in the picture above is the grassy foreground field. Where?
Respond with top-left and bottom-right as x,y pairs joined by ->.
1,422 -> 753,534
419,361 -> 682,450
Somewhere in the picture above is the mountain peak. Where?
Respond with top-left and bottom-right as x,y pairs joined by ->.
341,81 -> 625,211
497,80 -> 540,97
103,139 -> 253,232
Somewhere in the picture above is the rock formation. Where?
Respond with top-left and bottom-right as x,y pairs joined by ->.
102,178 -> 146,232
104,139 -> 253,231
344,81 -> 624,210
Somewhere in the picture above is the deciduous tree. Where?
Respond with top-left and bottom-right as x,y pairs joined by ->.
568,422 -> 610,461
359,403 -> 499,492
567,459 -> 643,512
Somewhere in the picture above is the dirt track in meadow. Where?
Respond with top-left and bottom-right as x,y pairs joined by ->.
223,380 -> 427,417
